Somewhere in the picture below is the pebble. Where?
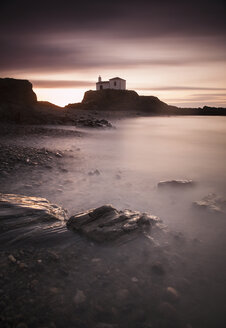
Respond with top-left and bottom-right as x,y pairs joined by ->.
95,323 -> 118,328
159,302 -> 177,319
55,152 -> 62,158
24,184 -> 32,189
18,262 -> 28,269
116,288 -> 129,301
131,277 -> 139,282
166,287 -> 180,302
30,279 -> 39,288
49,287 -> 59,294
44,164 -> 52,169
91,258 -> 101,263
88,169 -> 100,176
73,290 -> 86,304
8,254 -> 17,263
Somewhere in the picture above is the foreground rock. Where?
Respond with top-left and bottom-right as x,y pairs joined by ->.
158,179 -> 195,188
0,193 -> 68,246
67,204 -> 160,242
193,193 -> 226,213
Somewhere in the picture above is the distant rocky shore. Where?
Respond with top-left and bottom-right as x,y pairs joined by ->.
1,78 -> 225,125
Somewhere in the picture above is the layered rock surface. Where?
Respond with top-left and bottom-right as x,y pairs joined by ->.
67,204 -> 161,242
0,193 -> 68,246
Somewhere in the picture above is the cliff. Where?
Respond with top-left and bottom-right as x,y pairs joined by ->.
0,78 -> 37,106
0,78 -> 68,124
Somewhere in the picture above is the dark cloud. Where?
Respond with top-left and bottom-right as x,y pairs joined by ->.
1,0 -> 225,37
0,0 -> 225,90
1,35 -> 225,73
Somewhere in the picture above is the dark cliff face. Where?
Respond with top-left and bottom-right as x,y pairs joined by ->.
81,89 -> 140,111
0,78 -> 69,124
0,78 -> 37,106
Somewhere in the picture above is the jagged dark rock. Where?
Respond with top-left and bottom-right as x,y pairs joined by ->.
67,204 -> 160,242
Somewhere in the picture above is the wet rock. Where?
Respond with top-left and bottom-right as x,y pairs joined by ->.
158,179 -> 194,188
67,204 -> 160,243
166,287 -> 180,302
88,169 -> 101,176
193,193 -> 226,213
0,193 -> 68,246
55,152 -> 62,158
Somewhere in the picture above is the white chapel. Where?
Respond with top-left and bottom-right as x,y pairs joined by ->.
96,76 -> 126,91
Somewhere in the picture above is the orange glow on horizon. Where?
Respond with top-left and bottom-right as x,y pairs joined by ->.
34,88 -> 88,107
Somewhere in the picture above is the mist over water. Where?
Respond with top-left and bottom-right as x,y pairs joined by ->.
1,116 -> 226,327
4,116 -> 226,238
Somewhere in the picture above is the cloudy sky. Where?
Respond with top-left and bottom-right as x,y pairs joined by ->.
1,0 -> 226,107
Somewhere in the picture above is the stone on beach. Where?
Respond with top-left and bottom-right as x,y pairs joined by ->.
193,193 -> 226,213
67,204 -> 160,243
158,179 -> 195,188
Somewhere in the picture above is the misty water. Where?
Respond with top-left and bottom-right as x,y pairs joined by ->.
1,116 -> 226,327
3,115 -> 226,247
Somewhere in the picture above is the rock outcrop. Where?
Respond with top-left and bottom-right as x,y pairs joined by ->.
158,179 -> 195,188
66,89 -> 177,114
0,78 -> 37,106
0,193 -> 68,246
67,204 -> 161,242
0,78 -> 70,124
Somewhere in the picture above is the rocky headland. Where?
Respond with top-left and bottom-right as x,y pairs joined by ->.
1,78 -> 226,126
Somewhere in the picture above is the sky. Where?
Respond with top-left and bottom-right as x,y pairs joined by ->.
1,0 -> 226,107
